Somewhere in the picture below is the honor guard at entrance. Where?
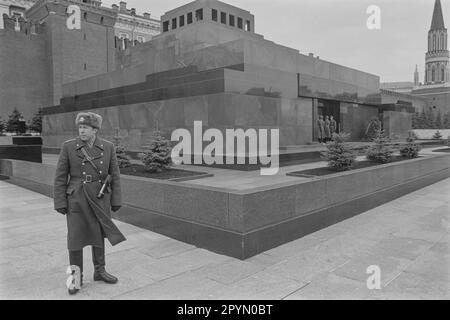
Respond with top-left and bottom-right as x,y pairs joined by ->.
53,112 -> 126,295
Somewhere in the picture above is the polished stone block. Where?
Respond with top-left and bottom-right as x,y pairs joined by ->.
383,111 -> 412,139
295,179 -> 327,217
121,178 -> 166,214
241,186 -> 296,231
164,185 -> 230,227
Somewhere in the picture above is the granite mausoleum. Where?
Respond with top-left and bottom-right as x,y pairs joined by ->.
40,0 -> 413,150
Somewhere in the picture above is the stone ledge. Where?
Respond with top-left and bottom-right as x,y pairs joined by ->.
1,153 -> 449,259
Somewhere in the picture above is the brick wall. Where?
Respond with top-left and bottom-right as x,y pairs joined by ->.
0,29 -> 50,120
44,14 -> 116,105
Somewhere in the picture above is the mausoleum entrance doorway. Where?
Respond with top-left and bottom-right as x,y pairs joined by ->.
318,98 -> 340,135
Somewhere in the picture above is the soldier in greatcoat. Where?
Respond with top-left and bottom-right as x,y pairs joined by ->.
53,112 -> 126,295
324,115 -> 331,142
329,115 -> 337,140
317,115 -> 325,144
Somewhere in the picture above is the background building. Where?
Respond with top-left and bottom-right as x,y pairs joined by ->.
383,0 -> 450,115
112,1 -> 160,46
0,0 -> 161,120
0,0 -> 36,29
411,0 -> 450,114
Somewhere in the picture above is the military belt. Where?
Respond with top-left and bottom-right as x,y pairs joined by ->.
81,175 -> 103,184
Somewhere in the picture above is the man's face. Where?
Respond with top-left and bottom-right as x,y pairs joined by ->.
79,124 -> 97,142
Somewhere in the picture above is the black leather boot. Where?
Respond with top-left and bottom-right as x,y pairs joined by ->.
92,244 -> 118,284
68,250 -> 83,295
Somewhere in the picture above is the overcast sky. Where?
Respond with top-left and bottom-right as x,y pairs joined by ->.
102,0 -> 449,83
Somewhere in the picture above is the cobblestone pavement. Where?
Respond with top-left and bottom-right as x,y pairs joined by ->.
0,178 -> 448,300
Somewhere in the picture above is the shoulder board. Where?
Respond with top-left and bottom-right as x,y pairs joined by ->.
100,138 -> 113,145
62,139 -> 77,147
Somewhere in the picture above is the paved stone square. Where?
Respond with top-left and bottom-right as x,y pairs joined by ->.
0,178 -> 449,300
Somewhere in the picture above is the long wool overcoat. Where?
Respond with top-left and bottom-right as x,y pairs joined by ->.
324,118 -> 331,138
53,137 -> 126,251
316,118 -> 325,139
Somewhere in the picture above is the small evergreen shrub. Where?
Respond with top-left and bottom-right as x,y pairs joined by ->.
6,108 -> 25,134
112,128 -> 131,169
432,130 -> 443,140
366,130 -> 394,163
29,108 -> 43,133
400,136 -> 420,159
321,132 -> 357,171
115,145 -> 131,169
407,131 -> 419,141
0,117 -> 5,134
139,131 -> 172,173
365,118 -> 381,141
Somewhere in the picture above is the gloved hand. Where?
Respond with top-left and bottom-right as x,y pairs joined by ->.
56,208 -> 67,215
111,206 -> 121,212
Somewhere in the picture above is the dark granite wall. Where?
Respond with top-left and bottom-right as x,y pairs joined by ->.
42,93 -> 313,149
340,102 -> 379,141
383,111 -> 412,139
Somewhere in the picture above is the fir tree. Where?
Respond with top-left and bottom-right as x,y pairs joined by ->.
400,136 -> 420,159
29,108 -> 43,133
115,145 -> 131,168
6,108 -> 24,133
366,130 -> 394,163
365,117 -> 381,141
139,131 -> 172,173
443,112 -> 450,129
425,108 -> 435,129
0,117 -> 5,134
321,132 -> 357,171
432,130 -> 443,140
112,128 -> 131,169
435,110 -> 443,129
418,109 -> 427,129
412,112 -> 420,129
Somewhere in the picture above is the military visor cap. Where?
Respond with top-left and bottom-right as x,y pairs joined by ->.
75,112 -> 103,130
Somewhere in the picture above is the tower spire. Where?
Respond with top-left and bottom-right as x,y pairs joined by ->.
430,0 -> 445,30
425,0 -> 449,84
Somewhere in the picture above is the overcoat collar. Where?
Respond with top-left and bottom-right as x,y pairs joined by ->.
75,136 -> 104,151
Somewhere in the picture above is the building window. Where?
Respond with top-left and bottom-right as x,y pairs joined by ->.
187,12 -> 193,24
179,15 -> 185,27
245,20 -> 251,32
229,14 -> 235,26
84,63 -> 87,70
442,68 -> 445,82
172,18 -> 177,29
83,12 -> 87,20
433,34 -> 436,50
212,9 -> 218,21
237,17 -> 243,29
100,16 -> 104,25
163,21 -> 169,32
220,12 -> 226,24
432,68 -> 435,82
195,9 -> 203,21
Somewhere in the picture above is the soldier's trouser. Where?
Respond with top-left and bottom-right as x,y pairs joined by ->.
69,250 -> 83,274
68,241 -> 106,274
